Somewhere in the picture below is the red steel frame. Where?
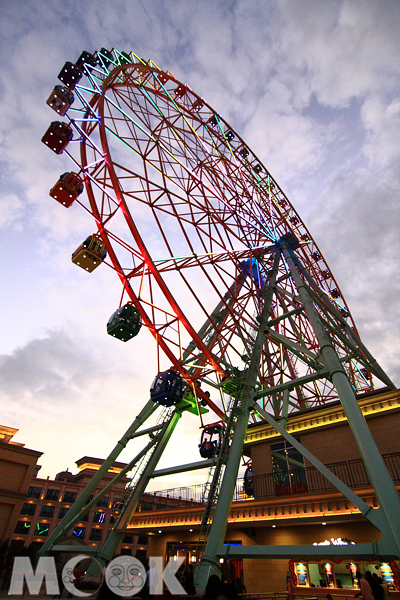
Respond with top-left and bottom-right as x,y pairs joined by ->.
53,51 -> 373,422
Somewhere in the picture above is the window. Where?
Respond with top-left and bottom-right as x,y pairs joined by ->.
93,511 -> 106,524
58,507 -> 69,519
27,486 -> 41,499
271,440 -> 307,495
73,527 -> 85,539
9,539 -> 26,553
20,503 -> 36,516
63,491 -> 76,503
89,528 -> 102,541
40,506 -> 55,518
97,496 -> 109,508
28,541 -> 44,554
45,489 -> 60,501
35,523 -> 50,536
138,536 -> 148,545
141,502 -> 153,511
122,534 -> 133,544
14,521 -> 31,534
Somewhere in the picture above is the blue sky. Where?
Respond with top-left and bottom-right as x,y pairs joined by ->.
1,0 -> 400,487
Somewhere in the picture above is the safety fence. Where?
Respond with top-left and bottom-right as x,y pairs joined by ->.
139,451 -> 400,511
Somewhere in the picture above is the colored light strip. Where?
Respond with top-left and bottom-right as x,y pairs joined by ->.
205,122 -> 276,241
37,523 -> 49,535
104,95 -> 157,142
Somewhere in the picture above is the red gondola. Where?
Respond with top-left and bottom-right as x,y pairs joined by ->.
46,85 -> 74,116
41,121 -> 73,155
49,172 -> 84,208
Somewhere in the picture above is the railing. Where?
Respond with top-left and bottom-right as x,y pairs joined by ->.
142,484 -> 208,507
290,595 -> 356,600
237,594 -> 289,600
243,452 -> 400,499
140,452 -> 400,511
139,479 -> 249,510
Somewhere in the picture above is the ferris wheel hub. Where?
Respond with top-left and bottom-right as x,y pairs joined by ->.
275,231 -> 300,250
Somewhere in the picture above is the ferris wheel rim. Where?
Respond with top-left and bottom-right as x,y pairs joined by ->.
48,49 -> 374,421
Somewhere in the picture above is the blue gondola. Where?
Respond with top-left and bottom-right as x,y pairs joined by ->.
150,370 -> 184,407
58,61 -> 83,90
76,51 -> 97,72
244,466 -> 254,497
199,426 -> 223,459
239,257 -> 266,290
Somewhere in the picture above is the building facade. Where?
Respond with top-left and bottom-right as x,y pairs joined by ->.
0,425 -> 42,545
8,455 -> 152,560
2,387 -> 400,595
6,455 -> 202,563
125,387 -> 400,594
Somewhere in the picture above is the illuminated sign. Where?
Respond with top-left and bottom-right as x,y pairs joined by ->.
325,563 -> 335,588
295,563 -> 309,586
313,537 -> 355,546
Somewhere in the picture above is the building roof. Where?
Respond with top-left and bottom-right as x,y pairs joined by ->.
75,456 -> 128,473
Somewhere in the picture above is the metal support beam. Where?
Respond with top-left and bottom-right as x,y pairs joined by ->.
266,328 -> 322,363
255,369 -> 329,399
67,436 -> 159,525
251,403 -> 385,531
152,459 -> 215,478
281,388 -> 289,429
38,400 -> 157,556
293,254 -> 396,389
218,542 -> 396,560
128,423 -> 164,440
92,409 -> 183,567
194,250 -> 282,591
267,307 -> 303,327
282,243 -> 400,556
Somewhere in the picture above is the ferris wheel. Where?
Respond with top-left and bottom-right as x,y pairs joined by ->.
39,48 -> 400,585
42,48 -> 380,422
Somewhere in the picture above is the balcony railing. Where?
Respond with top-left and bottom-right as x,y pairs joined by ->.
139,451 -> 400,511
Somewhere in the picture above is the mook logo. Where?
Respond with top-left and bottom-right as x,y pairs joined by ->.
9,555 -> 186,597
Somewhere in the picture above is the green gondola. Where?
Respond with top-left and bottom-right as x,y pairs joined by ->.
106,304 -> 142,342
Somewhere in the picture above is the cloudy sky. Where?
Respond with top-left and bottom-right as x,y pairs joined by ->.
1,0 -> 400,488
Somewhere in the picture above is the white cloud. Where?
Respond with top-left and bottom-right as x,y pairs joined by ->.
0,330 -> 111,403
361,95 -> 400,171
275,0 -> 400,108
0,193 -> 24,228
1,0 -> 400,481
308,167 -> 400,385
